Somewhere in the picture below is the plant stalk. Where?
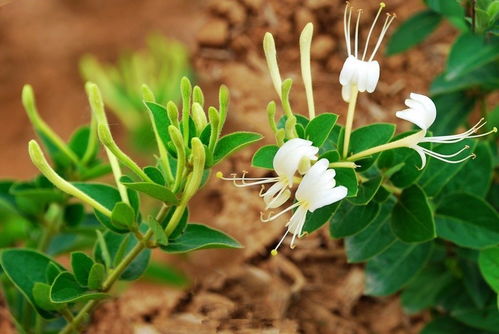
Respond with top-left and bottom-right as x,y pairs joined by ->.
58,204 -> 172,334
342,85 -> 359,159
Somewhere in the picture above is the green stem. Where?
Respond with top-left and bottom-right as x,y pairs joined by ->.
58,204 -> 171,334
342,85 -> 359,159
164,204 -> 187,237
347,131 -> 423,161
329,161 -> 357,169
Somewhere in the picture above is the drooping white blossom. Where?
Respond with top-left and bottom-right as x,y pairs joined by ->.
395,93 -> 497,168
217,138 -> 319,209
261,159 -> 348,253
339,2 -> 395,102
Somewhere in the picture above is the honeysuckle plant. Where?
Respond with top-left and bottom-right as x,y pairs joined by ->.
0,78 -> 262,334
80,34 -> 191,151
219,2 -> 499,332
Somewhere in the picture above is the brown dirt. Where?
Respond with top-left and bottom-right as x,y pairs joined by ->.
0,0 -> 456,333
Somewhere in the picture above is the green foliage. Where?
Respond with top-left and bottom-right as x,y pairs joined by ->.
391,185 -> 436,243
0,78 -> 254,334
80,34 -> 191,152
386,10 -> 442,55
160,224 -> 241,253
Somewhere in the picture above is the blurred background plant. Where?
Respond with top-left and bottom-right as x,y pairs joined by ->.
80,34 -> 192,152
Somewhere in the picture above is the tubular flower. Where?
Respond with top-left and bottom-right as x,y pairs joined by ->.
217,138 -> 318,209
395,93 -> 497,168
262,159 -> 348,254
339,2 -> 396,102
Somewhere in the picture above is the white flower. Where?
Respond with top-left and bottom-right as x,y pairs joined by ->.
261,159 -> 348,253
339,2 -> 395,102
395,93 -> 497,168
217,138 -> 318,209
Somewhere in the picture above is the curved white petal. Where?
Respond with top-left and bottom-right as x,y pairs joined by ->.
339,55 -> 358,86
295,159 -> 329,201
411,145 -> 427,169
273,138 -> 318,185
366,61 -> 380,93
342,84 -> 352,102
267,188 -> 291,209
396,93 -> 437,130
309,186 -> 348,212
357,61 -> 369,92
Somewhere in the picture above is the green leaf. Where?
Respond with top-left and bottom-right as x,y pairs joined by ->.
442,142 -> 494,198
345,198 -> 397,263
70,252 -> 94,287
479,247 -> 499,293
111,202 -> 136,230
45,263 -> 62,285
32,283 -> 63,311
71,182 -> 128,233
144,166 -> 166,185
421,317 -> 487,334
149,217 -> 168,246
436,193 -> 499,249
431,62 -> 499,95
50,272 -> 107,303
428,92 -> 477,135
452,305 -> 499,332
213,132 -> 262,165
330,200 -> 380,238
144,101 -> 171,149
302,202 -> 341,234
418,139 -> 475,196
348,123 -> 396,155
161,224 -> 241,253
386,10 -> 442,55
87,263 -> 106,290
93,231 -> 151,281
163,207 -> 189,240
10,182 -> 64,203
348,123 -> 395,171
120,180 -> 178,204
0,248 -> 64,318
68,126 -> 93,161
251,145 -> 279,169
427,0 -> 465,18
348,175 -> 382,205
458,248 -> 493,309
305,113 -> 338,147
335,168 -> 358,197
365,241 -> 433,296
64,203 -> 85,227
444,32 -> 499,81
401,264 -> 454,314
391,184 -> 436,243
377,132 -> 425,188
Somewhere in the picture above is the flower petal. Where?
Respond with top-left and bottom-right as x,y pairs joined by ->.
366,61 -> 380,93
339,55 -> 358,86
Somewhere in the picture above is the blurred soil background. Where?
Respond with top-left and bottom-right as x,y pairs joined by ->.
0,0 -> 458,333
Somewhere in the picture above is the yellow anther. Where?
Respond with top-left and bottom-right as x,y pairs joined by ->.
271,249 -> 278,256
380,2 -> 386,8
216,171 -> 223,178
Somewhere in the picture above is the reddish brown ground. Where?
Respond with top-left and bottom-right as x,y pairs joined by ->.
0,0 -> 455,333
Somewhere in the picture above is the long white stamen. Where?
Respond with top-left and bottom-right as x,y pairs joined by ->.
264,185 -> 288,209
422,120 -> 496,143
421,147 -> 476,164
217,171 -> 279,187
355,9 -> 362,58
272,230 -> 290,255
421,146 -> 470,159
260,202 -> 301,222
346,3 -> 353,56
343,2 -> 350,56
362,2 -> 385,60
369,13 -> 396,61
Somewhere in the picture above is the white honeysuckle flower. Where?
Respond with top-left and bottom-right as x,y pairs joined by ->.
395,93 -> 497,168
217,138 -> 319,209
339,2 -> 395,102
261,159 -> 348,254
